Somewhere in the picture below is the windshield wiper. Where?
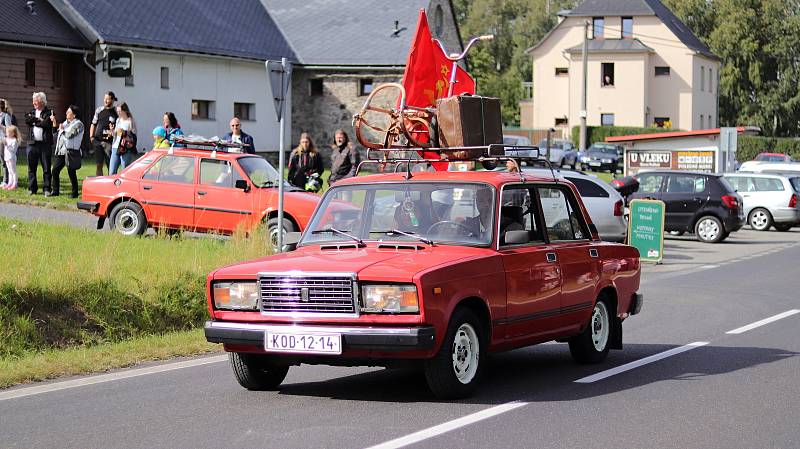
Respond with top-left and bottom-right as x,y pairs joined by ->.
311,227 -> 365,246
256,180 -> 276,187
374,229 -> 435,246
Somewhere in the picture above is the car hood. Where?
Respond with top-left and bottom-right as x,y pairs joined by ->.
211,244 -> 492,281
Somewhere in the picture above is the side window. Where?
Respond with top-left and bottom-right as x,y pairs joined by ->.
200,159 -> 235,188
500,187 -> 542,245
754,177 -> 784,191
142,158 -> 162,180
565,177 -> 609,198
638,174 -> 664,194
538,186 -> 587,241
157,156 -> 195,184
666,175 -> 705,194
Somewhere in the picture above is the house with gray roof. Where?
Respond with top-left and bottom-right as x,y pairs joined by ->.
523,0 -> 720,134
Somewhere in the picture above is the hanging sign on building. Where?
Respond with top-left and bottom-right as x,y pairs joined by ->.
107,50 -> 133,77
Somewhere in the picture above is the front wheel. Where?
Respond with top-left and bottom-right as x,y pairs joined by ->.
695,216 -> 724,243
569,299 -> 612,363
748,208 -> 773,231
109,202 -> 147,236
424,308 -> 485,399
229,352 -> 289,390
266,217 -> 297,249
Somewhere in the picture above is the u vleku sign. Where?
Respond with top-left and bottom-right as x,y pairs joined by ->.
628,199 -> 665,263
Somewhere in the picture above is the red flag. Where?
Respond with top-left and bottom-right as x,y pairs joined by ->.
401,8 -> 475,170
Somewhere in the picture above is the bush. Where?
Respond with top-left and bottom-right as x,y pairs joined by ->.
737,136 -> 800,161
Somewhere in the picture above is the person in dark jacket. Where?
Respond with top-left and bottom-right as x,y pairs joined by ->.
24,92 -> 54,196
287,132 -> 323,190
222,117 -> 255,153
327,129 -> 360,186
89,91 -> 117,176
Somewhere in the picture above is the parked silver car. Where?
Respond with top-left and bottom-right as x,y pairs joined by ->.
723,172 -> 800,231
521,167 -> 627,242
536,139 -> 578,169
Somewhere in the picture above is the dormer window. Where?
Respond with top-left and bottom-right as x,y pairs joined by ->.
593,17 -> 604,39
622,17 -> 633,38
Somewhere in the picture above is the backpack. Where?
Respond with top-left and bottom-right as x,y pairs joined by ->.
10,114 -> 16,126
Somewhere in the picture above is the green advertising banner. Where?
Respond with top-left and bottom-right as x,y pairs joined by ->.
627,199 -> 665,263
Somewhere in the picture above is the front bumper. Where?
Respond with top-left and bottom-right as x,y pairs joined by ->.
204,321 -> 436,352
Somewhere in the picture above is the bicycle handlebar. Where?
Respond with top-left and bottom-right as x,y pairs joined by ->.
433,34 -> 494,62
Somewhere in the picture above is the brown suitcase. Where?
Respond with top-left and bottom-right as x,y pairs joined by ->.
435,95 -> 502,148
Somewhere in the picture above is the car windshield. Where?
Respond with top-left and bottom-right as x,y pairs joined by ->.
301,182 -> 496,247
237,157 -> 289,187
589,145 -> 618,155
757,155 -> 789,162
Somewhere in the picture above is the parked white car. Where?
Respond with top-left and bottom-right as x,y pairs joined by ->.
738,161 -> 800,174
521,167 -> 627,242
723,172 -> 800,231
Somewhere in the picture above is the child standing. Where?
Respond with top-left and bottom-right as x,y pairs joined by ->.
1,125 -> 21,190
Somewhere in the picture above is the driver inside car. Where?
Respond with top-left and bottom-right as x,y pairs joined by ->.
393,191 -> 437,234
462,188 -> 494,237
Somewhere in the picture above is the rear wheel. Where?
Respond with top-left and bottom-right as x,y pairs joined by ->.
569,298 -> 612,363
695,216 -> 724,243
748,208 -> 773,231
424,308 -> 485,399
229,352 -> 289,390
774,223 -> 793,232
109,202 -> 147,236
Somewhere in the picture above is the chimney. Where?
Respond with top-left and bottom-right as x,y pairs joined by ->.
26,1 -> 37,15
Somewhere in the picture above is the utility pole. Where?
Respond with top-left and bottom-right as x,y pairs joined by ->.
580,20 -> 589,153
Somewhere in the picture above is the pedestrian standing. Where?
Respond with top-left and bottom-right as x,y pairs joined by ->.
0,99 -> 16,186
52,105 -> 84,198
24,92 -> 54,196
222,117 -> 255,153
287,132 -> 324,190
89,91 -> 118,176
109,103 -> 137,174
162,112 -> 184,145
327,129 -> 360,186
1,125 -> 22,190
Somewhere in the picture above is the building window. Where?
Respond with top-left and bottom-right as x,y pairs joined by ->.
555,67 -> 569,76
125,74 -> 134,86
654,117 -> 671,128
309,78 -> 323,96
161,67 -> 169,89
655,66 -> 670,76
700,66 -> 705,92
192,100 -> 215,120
52,61 -> 63,88
359,78 -> 373,96
555,117 -> 568,126
434,5 -> 444,37
708,68 -> 713,92
700,115 -> 705,129
710,115 -> 713,127
601,113 -> 615,126
621,17 -> 633,38
592,17 -> 604,39
234,102 -> 255,121
25,59 -> 35,86
601,63 -> 614,86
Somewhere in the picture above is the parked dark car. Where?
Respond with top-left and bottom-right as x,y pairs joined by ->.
629,170 -> 745,243
580,143 -> 624,173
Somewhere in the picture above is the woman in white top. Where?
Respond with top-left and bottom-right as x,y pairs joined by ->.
0,98 -> 15,186
109,102 -> 137,175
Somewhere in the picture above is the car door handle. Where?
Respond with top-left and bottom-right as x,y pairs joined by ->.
589,248 -> 599,258
197,191 -> 207,196
143,185 -> 152,190
546,252 -> 557,263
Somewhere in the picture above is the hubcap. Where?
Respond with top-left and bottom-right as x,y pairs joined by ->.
697,218 -> 719,241
750,211 -> 768,230
116,209 -> 139,235
451,323 -> 480,384
591,302 -> 610,351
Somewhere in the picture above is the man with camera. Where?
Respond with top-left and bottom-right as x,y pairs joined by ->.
24,92 -> 55,196
89,91 -> 118,176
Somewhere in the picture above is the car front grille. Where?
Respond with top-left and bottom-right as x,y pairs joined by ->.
258,274 -> 356,315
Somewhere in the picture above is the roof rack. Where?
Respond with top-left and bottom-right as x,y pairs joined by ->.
169,135 -> 252,154
356,144 -> 556,181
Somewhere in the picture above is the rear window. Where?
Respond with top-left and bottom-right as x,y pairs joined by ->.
565,177 -> 609,197
789,177 -> 800,192
717,177 -> 737,194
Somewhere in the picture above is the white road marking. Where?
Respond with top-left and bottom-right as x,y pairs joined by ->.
726,309 -> 800,335
574,341 -> 709,383
0,355 -> 227,402
700,265 -> 719,269
365,401 -> 528,449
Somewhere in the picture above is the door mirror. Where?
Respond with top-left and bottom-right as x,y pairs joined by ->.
235,179 -> 251,192
504,230 -> 530,245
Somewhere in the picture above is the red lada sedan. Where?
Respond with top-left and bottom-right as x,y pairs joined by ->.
204,167 -> 643,399
77,147 -> 320,242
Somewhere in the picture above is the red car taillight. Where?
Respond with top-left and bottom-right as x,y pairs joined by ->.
790,193 -> 798,208
721,195 -> 739,209
613,199 -> 623,216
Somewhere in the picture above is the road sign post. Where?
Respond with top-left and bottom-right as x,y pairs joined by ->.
627,199 -> 665,263
266,58 -> 292,252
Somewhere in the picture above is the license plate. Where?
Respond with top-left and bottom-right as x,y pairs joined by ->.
589,161 -> 601,167
265,331 -> 342,354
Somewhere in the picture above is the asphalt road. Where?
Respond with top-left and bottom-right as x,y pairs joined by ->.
2,203 -> 799,449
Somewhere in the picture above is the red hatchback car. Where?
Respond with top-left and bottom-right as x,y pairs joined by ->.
78,146 -> 320,241
204,149 -> 643,399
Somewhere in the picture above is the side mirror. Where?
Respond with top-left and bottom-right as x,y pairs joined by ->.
235,179 -> 251,192
504,230 -> 530,245
281,231 -> 302,252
